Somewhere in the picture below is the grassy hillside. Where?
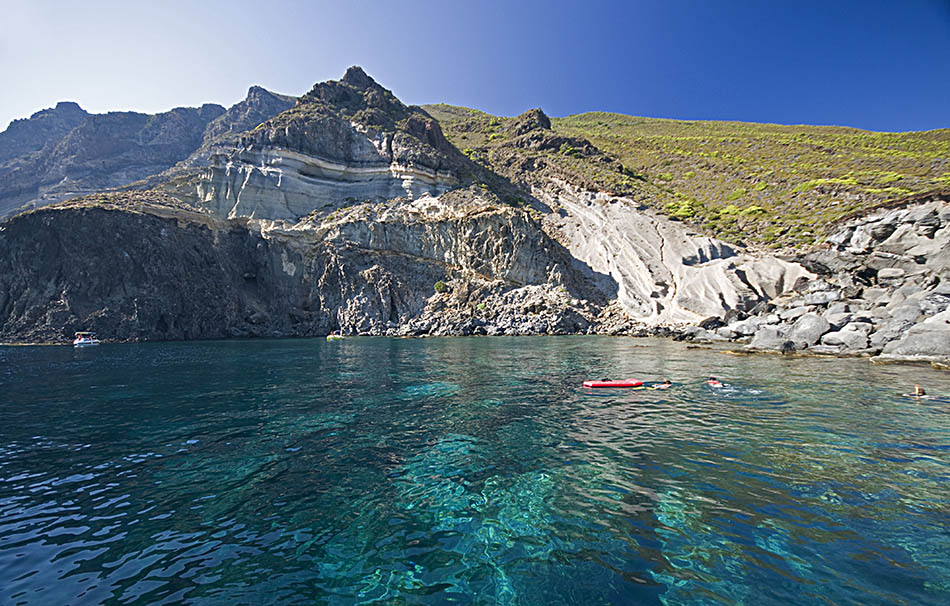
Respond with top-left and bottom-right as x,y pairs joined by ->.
423,104 -> 950,248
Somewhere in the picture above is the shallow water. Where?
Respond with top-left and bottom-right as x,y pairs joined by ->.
1,337 -> 948,605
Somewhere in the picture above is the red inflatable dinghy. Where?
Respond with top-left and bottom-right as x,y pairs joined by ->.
583,379 -> 643,388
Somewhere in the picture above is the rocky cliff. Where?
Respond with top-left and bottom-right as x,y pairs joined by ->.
536,181 -> 810,325
0,190 -> 593,342
0,87 -> 295,218
1,67 -> 948,368
0,101 -> 88,163
197,67 -> 461,220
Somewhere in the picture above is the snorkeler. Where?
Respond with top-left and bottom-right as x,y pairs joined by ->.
898,384 -> 943,401
902,384 -> 928,398
707,376 -> 723,388
651,380 -> 673,390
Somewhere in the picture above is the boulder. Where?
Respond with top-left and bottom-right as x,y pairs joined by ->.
861,288 -> 891,306
779,306 -> 809,321
879,310 -> 950,361
728,318 -> 762,337
722,309 -> 747,324
826,301 -> 851,315
881,328 -> 950,359
787,313 -> 831,348
842,321 -> 873,335
716,326 -> 738,339
682,326 -> 726,342
826,227 -> 853,249
869,319 -> 914,348
915,215 -> 940,238
792,276 -> 811,294
920,291 -> 950,316
889,302 -> 922,324
747,326 -> 793,352
822,312 -> 853,330
877,224 -> 917,254
877,267 -> 906,281
809,344 -> 844,355
804,290 -> 841,306
903,206 -> 937,224
870,222 -> 897,241
836,277 -> 863,299
821,326 -> 869,351
884,289 -> 909,309
866,251 -> 903,271
699,316 -> 725,330
847,225 -> 873,253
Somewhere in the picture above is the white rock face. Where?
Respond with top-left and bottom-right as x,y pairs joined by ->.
537,182 -> 812,324
198,146 -> 456,221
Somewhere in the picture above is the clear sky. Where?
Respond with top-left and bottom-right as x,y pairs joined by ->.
2,0 -> 948,132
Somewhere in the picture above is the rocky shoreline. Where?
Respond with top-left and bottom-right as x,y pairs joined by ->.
680,195 -> 950,367
1,69 -> 947,370
2,188 -> 948,371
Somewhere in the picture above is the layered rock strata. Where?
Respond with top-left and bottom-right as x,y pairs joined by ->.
197,67 -> 459,221
537,181 -> 811,325
0,191 -> 593,342
2,67 -> 947,369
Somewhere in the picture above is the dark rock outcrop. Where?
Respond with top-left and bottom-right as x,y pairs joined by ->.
0,104 -> 225,216
506,108 -> 552,137
0,87 -> 296,218
0,101 -> 88,163
0,190 -> 595,343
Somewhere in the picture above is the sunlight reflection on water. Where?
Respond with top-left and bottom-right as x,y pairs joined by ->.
1,337 -> 948,605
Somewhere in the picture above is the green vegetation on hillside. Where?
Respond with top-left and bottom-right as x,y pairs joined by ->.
424,104 -> 950,248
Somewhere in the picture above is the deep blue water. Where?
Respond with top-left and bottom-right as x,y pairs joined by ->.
1,337 -> 948,605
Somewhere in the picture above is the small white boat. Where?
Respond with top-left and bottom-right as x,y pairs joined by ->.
73,331 -> 101,347
326,332 -> 344,341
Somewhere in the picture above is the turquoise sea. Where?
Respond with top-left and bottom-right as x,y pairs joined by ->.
1,337 -> 948,605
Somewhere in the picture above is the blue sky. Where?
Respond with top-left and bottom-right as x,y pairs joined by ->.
2,0 -> 948,132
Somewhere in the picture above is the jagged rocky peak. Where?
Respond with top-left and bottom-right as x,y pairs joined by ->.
242,65 -> 454,155
341,65 -> 377,89
50,101 -> 87,116
507,108 -> 551,137
25,101 -> 88,124
299,65 -> 405,120
246,84 -> 274,99
242,85 -> 297,112
198,67 -> 463,221
294,65 -> 443,143
503,107 -> 599,156
0,101 -> 90,164
202,85 -> 295,141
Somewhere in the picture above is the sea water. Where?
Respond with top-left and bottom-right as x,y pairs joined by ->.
0,337 -> 948,605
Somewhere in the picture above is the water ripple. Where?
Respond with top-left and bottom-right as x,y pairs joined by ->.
1,337 -> 948,604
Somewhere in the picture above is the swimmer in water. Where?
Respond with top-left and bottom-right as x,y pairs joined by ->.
707,376 -> 723,388
651,380 -> 673,390
900,384 -> 935,400
902,384 -> 928,398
